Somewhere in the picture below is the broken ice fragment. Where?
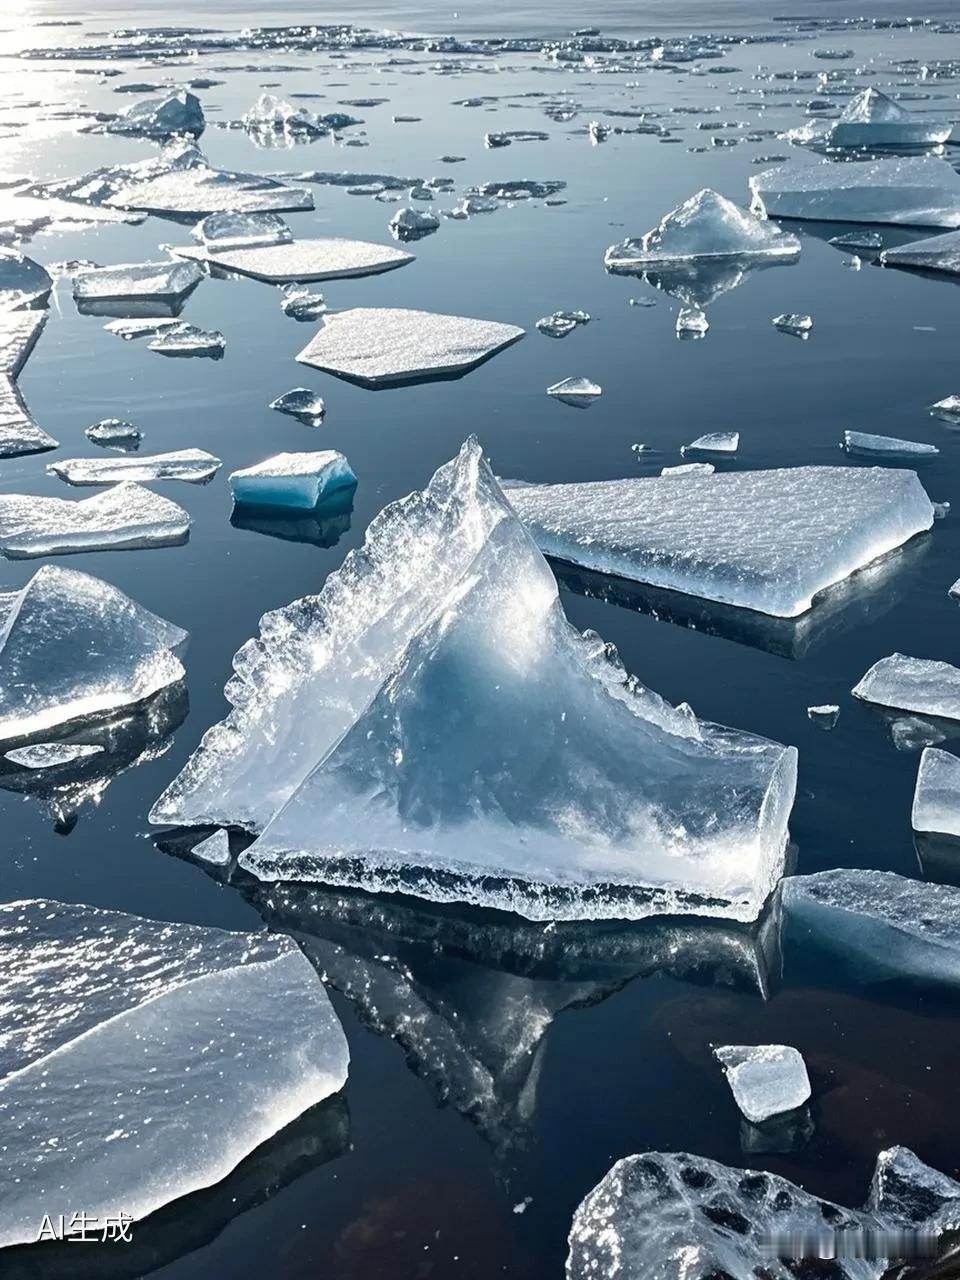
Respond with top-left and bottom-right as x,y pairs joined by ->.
501,466 -> 933,618
912,747 -> 960,839
661,462 -> 714,476
389,207 -> 440,240
229,451 -> 357,512
280,286 -> 325,321
0,482 -> 189,558
604,189 -> 801,268
750,157 -> 960,228
5,742 -> 104,770
676,305 -> 709,337
929,394 -> 960,424
882,227 -> 960,281
843,430 -> 938,459
106,165 -> 314,218
0,565 -> 186,741
0,313 -> 58,458
683,431 -> 738,454
825,88 -> 950,149
107,90 -> 205,140
713,1043 -> 811,1123
270,388 -> 325,420
48,449 -> 221,486
297,308 -> 524,386
149,324 -> 225,358
547,376 -> 602,405
853,653 -> 960,720
192,828 -> 232,866
85,418 -> 142,447
242,94 -> 329,141
72,260 -> 204,308
830,230 -> 884,251
174,236 -> 412,283
0,248 -> 52,311
194,210 -> 292,252
773,312 -> 813,336
536,310 -> 590,338
0,898 -> 348,1249
103,317 -> 183,341
808,704 -> 840,729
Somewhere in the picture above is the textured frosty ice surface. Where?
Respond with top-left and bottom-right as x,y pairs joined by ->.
73,259 -> 204,303
912,747 -> 960,838
5,742 -> 103,769
86,417 -> 142,446
0,313 -> 58,458
827,89 -> 951,148
661,462 -> 713,476
501,466 -> 933,618
149,324 -> 225,357
175,236 -> 413,282
604,189 -> 800,267
844,429 -> 938,457
105,166 -> 315,216
781,868 -> 960,987
108,90 -> 205,139
881,228 -> 960,276
194,210 -> 293,252
0,565 -> 186,741
49,448 -> 221,486
750,157 -> 960,228
0,482 -> 189,558
0,248 -> 52,310
853,653 -> 960,719
566,1146 -> 959,1280
230,451 -> 357,511
297,308 -> 524,385
713,1044 -> 811,1123
0,898 -> 348,1248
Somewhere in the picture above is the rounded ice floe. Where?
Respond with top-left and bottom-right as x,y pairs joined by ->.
173,236 -> 413,282
930,394 -> 960,423
546,376 -> 601,403
853,653 -> 960,720
713,1043 -> 811,1123
72,259 -> 205,303
912,746 -> 960,838
229,451 -> 357,512
0,481 -> 190,558
0,248 -> 53,311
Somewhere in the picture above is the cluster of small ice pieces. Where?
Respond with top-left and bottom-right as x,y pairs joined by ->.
912,747 -> 960,840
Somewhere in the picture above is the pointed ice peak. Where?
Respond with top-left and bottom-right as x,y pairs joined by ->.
840,87 -> 910,125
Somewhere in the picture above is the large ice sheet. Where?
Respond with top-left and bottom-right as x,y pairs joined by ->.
604,188 -> 800,267
567,1145 -> 960,1280
0,482 -> 189,558
0,565 -> 186,741
48,448 -> 221,486
750,156 -> 960,228
853,653 -> 960,720
72,259 -> 204,304
229,451 -> 357,511
501,466 -> 933,619
881,228 -> 960,277
0,312 -> 58,458
175,237 -> 414,282
912,747 -> 960,838
826,88 -> 951,149
0,248 -> 52,310
713,1043 -> 811,1123
781,868 -> 960,988
296,308 -> 524,385
0,898 -> 348,1248
104,166 -> 314,216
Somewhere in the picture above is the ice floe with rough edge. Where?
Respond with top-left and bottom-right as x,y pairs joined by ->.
174,236 -> 413,282
501,466 -> 933,618
0,313 -> 57,458
826,88 -> 951,149
843,429 -> 938,458
193,210 -> 293,252
853,653 -> 960,720
5,742 -> 104,770
881,228 -> 960,277
48,449 -> 221,486
713,1043 -> 811,1123
105,90 -> 205,140
0,249 -> 53,310
148,324 -> 225,357
0,898 -> 347,1248
0,482 -> 189,558
72,260 -> 204,304
229,451 -> 357,512
912,747 -> 960,839
153,439 -> 797,924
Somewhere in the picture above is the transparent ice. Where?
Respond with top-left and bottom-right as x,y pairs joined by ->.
0,313 -> 57,458
72,259 -> 204,304
107,90 -> 205,140
270,388 -> 326,419
229,451 -> 357,512
843,429 -> 938,458
193,210 -> 293,252
5,742 -> 104,770
713,1044 -> 811,1123
148,324 -> 226,357
853,653 -> 960,720
912,747 -> 960,839
0,248 -> 52,310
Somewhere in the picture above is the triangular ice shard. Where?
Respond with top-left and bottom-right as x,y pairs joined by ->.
881,227 -> 960,277
0,312 -> 58,458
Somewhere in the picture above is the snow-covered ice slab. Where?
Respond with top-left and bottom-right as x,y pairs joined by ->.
0,313 -> 58,458
0,482 -> 189,558
229,451 -> 357,512
297,308 -> 524,386
713,1043 -> 811,1123
0,898 -> 348,1248
154,440 -> 796,924
912,747 -> 960,839
106,89 -> 205,140
781,868 -> 960,988
174,236 -> 413,282
0,248 -> 52,310
881,228 -> 960,277
0,565 -> 186,741
853,653 -> 960,720
604,188 -> 800,267
193,210 -> 292,252
567,1145 -> 960,1280
73,259 -> 204,305
48,448 -> 221,486
501,466 -> 933,618
750,156 -> 960,228
826,88 -> 951,149
843,429 -> 938,458
105,167 -> 315,217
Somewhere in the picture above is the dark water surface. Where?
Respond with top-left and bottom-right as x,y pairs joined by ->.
2,3 -> 960,1276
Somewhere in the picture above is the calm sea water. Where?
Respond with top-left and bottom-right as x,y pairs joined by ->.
2,2 -> 960,1276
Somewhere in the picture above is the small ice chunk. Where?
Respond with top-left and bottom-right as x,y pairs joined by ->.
0,566 -> 186,740
547,376 -> 602,404
891,715 -> 949,754
830,230 -> 884,251
85,418 -> 142,447
676,305 -> 709,337
73,260 -> 204,305
682,431 -> 738,454
270,388 -> 325,420
773,312 -> 813,336
0,482 -> 189,558
881,228 -> 960,278
149,324 -> 225,357
48,449 -> 221,486
0,249 -> 52,311
0,313 -> 57,458
194,210 -> 292,253
297,308 -> 524,386
280,286 -> 326,321
389,207 -> 440,240
843,430 -> 938,458
175,237 -> 412,283
826,88 -> 950,149
229,451 -> 357,512
930,394 -> 960,424
107,90 -> 205,140
661,462 -> 714,476
191,829 -> 232,866
751,157 -> 960,229
713,1044 -> 811,1123
588,121 -> 609,144
604,189 -> 801,267
807,704 -> 840,729
536,310 -> 590,338
853,653 -> 960,721
912,747 -> 960,838
103,317 -> 182,341
5,743 -> 104,770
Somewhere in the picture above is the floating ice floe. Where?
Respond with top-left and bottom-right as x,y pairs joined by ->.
750,156 -> 960,228
270,388 -> 325,419
242,93 -> 330,142
192,828 -> 232,866
389,207 -> 440,240
825,88 -> 951,149
781,868 -> 960,988
676,305 -> 709,337
547,376 -> 602,405
106,89 -> 205,140
152,439 -> 797,923
853,653 -> 960,720
831,230 -> 884,251
843,429 -> 938,459
930,394 -> 960,424
772,312 -> 812,336
713,1043 -> 811,1123
912,747 -> 960,839
808,703 -> 840,729
193,210 -> 293,252
48,448 -> 221,486
0,248 -> 52,310
567,1145 -> 960,1280
103,317 -> 183,341
174,236 -> 413,282
297,308 -> 524,386
0,898 -> 348,1248
280,286 -> 325,320
661,462 -> 714,476
881,227 -> 960,277
149,324 -> 225,357
536,310 -> 590,338
0,482 -> 189,558
105,165 -> 314,217
682,431 -> 739,454
229,451 -> 357,512
72,259 -> 205,309
604,189 -> 801,268
0,313 -> 58,458
501,465 -> 933,618
86,417 -> 142,447
5,742 -> 104,769
0,565 -> 186,741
